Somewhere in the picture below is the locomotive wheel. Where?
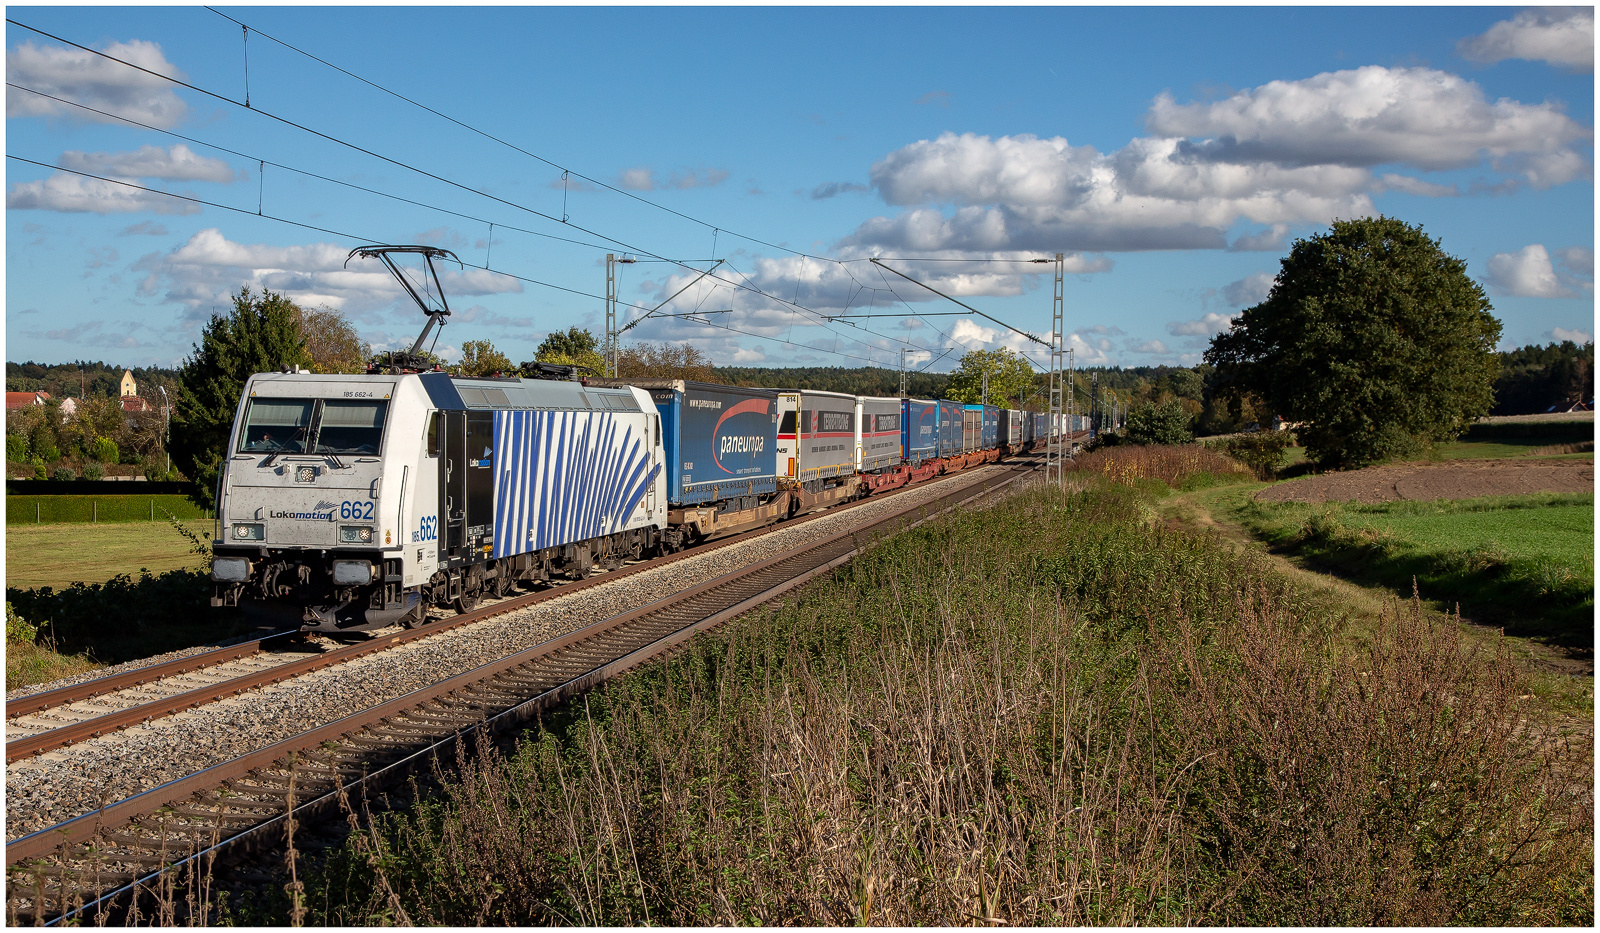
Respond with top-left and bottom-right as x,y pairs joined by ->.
489,572 -> 513,598
453,590 -> 480,614
401,602 -> 429,629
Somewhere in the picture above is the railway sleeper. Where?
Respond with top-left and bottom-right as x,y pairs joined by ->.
403,709 -> 484,726
197,796 -> 293,813
164,807 -> 265,824
20,868 -> 143,888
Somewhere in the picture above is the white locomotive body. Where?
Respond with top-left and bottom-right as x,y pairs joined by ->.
212,371 -> 665,633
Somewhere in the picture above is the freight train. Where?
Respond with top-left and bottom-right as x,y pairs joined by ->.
208,245 -> 1085,633
208,371 -> 1081,633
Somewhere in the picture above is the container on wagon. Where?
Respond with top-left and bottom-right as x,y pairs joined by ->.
901,398 -> 938,465
855,396 -> 903,473
937,399 -> 964,457
777,389 -> 856,484
998,408 -> 1023,449
598,379 -> 778,507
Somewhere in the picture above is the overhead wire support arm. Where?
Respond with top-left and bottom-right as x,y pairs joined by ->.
616,260 -> 725,337
869,258 -> 1050,347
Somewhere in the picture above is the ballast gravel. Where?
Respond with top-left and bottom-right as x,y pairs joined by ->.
6,466 -> 1014,839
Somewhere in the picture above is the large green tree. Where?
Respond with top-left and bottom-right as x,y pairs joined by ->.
172,287 -> 311,506
455,339 -> 514,377
1206,217 -> 1501,469
530,326 -> 605,374
946,348 -> 1035,407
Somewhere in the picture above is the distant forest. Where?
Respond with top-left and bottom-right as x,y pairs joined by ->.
8,340 -> 1590,418
6,361 -> 180,402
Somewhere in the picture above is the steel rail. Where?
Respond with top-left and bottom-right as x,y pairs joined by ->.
6,463 -> 1034,924
4,631 -> 300,719
5,462 -> 1007,763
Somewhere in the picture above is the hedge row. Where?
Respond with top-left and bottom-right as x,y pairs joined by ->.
6,495 -> 210,525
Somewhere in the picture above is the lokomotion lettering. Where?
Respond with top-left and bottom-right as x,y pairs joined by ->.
269,508 -> 335,521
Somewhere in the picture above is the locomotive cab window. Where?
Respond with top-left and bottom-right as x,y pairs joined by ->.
425,411 -> 441,457
237,398 -> 390,455
240,399 -> 314,453
778,411 -> 796,434
315,400 -> 388,455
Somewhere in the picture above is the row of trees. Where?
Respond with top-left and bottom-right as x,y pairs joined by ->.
35,215 -> 1579,492
5,396 -> 169,481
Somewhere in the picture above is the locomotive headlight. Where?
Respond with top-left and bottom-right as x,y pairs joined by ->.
232,522 -> 265,541
339,525 -> 374,544
331,560 -> 374,585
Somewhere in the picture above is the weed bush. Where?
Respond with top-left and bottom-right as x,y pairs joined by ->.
1066,443 -> 1249,488
282,480 -> 1590,926
4,567 -> 245,665
1219,430 -> 1295,478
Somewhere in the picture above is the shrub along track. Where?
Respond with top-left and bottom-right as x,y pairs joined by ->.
4,460 -> 1037,924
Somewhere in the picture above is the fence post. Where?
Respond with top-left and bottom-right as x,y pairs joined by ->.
37,501 -> 40,524
151,500 -> 155,521
93,500 -> 97,523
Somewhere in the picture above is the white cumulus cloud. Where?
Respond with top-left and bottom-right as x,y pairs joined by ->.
848,65 -> 1589,255
1167,311 -> 1241,337
1484,243 -> 1577,298
1228,223 -> 1290,252
136,229 -> 523,330
1459,7 -> 1594,72
1147,65 -> 1590,178
1223,272 -> 1276,307
1551,326 -> 1593,344
7,39 -> 188,128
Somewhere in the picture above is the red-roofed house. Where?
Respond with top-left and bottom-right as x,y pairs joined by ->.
5,391 -> 49,410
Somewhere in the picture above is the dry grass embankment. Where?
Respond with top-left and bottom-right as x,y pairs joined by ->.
235,449 -> 1591,926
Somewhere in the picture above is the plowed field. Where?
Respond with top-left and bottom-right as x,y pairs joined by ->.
1256,458 -> 1594,504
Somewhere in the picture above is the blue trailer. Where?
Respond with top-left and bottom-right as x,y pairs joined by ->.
937,399 -> 963,457
901,398 -> 938,464
618,379 -> 778,507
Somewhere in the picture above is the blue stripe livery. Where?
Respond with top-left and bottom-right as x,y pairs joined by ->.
491,410 -> 659,559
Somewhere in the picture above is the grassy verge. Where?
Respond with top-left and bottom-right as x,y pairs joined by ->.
1218,490 -> 1593,651
5,520 -> 213,590
5,520 -> 251,688
6,603 -> 100,687
6,494 -> 208,525
228,453 -> 1591,926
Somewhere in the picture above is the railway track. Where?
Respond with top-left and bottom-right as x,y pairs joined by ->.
5,459 -> 1012,765
6,461 -> 1035,924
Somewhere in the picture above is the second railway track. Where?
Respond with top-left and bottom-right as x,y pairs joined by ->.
6,460 -> 1035,924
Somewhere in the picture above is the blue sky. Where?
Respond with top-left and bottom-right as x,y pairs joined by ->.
5,5 -> 1594,373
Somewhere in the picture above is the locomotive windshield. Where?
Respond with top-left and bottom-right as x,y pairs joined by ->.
240,398 -> 389,455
